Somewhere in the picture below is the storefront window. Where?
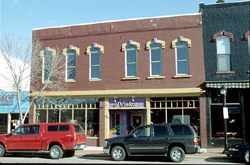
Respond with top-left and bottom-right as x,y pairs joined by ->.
61,109 -> 72,122
87,109 -> 99,137
35,98 -> 99,137
211,106 -> 241,138
48,109 -> 59,123
37,110 -> 46,123
151,109 -> 165,124
74,109 -> 85,129
150,97 -> 200,136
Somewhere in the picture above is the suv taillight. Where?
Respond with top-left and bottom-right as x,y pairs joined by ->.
72,136 -> 76,142
193,137 -> 198,145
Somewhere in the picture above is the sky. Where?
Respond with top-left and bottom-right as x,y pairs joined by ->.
0,0 -> 246,39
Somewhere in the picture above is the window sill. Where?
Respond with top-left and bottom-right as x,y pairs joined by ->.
65,80 -> 76,83
147,76 -> 165,79
216,71 -> 235,74
42,81 -> 52,84
173,75 -> 192,79
89,79 -> 101,82
122,77 -> 140,80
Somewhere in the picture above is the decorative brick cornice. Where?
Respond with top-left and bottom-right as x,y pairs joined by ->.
213,31 -> 234,42
244,31 -> 250,41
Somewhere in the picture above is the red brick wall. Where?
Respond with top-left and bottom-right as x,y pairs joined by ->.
32,14 -> 205,92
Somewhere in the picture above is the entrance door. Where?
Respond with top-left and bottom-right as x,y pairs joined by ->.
131,114 -> 143,129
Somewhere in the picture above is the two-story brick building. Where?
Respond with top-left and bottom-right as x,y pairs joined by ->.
199,0 -> 250,147
30,13 -> 207,147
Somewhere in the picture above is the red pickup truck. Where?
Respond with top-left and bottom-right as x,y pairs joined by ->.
0,123 -> 87,159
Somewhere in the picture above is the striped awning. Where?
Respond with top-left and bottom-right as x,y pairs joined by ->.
206,82 -> 250,88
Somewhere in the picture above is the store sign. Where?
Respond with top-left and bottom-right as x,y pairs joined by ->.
109,98 -> 146,108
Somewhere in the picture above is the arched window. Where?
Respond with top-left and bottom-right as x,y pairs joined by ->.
122,40 -> 140,78
216,36 -> 231,72
40,47 -> 56,82
86,43 -> 104,80
171,36 -> 191,76
146,38 -> 165,77
63,45 -> 79,82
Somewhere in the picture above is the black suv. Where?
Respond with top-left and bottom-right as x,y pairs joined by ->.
104,123 -> 199,162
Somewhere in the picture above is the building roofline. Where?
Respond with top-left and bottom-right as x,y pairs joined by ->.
32,13 -> 201,32
199,0 -> 249,7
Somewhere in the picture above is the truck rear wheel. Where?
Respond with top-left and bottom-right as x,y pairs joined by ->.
169,146 -> 185,162
0,144 -> 5,157
49,145 -> 63,159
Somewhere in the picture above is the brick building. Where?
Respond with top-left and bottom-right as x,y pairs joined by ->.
199,0 -> 250,147
30,13 -> 207,147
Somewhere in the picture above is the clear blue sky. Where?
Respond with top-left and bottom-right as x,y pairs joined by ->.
0,0 -> 244,39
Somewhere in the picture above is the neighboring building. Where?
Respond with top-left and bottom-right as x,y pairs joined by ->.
31,13 -> 206,147
199,0 -> 250,147
0,52 -> 30,133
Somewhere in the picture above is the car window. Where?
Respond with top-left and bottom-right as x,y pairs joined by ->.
27,125 -> 40,135
73,124 -> 85,134
13,125 -> 28,135
171,125 -> 192,135
47,125 -> 70,132
153,126 -> 168,137
133,126 -> 150,137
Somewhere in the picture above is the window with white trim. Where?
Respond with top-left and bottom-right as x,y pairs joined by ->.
42,50 -> 53,82
175,42 -> 189,75
216,36 -> 231,72
90,47 -> 101,79
150,43 -> 162,76
66,49 -> 77,81
125,45 -> 137,77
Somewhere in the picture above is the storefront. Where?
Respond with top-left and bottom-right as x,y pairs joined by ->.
31,87 -> 206,147
108,97 -> 201,138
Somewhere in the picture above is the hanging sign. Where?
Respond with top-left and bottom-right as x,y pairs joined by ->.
223,107 -> 229,119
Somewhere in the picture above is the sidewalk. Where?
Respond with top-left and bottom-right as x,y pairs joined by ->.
76,147 -> 226,157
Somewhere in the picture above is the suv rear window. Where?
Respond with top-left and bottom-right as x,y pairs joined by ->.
73,124 -> 84,134
171,125 -> 192,135
48,125 -> 70,132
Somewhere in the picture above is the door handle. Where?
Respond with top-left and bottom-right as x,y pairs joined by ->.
166,138 -> 170,140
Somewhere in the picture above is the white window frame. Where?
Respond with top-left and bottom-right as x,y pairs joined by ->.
150,44 -> 162,76
125,45 -> 138,77
89,49 -> 101,80
216,36 -> 231,72
65,50 -> 77,81
175,42 -> 189,75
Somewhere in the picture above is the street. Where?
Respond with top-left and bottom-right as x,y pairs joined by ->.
0,149 -> 246,164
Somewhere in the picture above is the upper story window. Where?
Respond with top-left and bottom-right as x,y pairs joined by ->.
63,45 -> 80,82
171,36 -> 191,76
216,36 -> 231,72
86,43 -> 104,80
122,40 -> 140,78
213,31 -> 234,72
40,47 -> 56,82
146,38 -> 165,77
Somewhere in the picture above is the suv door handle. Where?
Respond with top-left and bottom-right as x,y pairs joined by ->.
165,138 -> 170,140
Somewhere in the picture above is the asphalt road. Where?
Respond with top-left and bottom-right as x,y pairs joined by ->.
0,151 -> 246,164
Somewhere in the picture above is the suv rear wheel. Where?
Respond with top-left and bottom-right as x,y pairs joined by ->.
169,146 -> 185,162
49,145 -> 63,159
111,146 -> 126,161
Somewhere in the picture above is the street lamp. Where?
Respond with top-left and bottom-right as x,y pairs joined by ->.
220,84 -> 228,153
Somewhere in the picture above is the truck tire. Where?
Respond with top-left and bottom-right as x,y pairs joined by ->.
111,146 -> 126,161
244,150 -> 249,163
169,146 -> 185,162
49,145 -> 63,159
0,144 -> 5,157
